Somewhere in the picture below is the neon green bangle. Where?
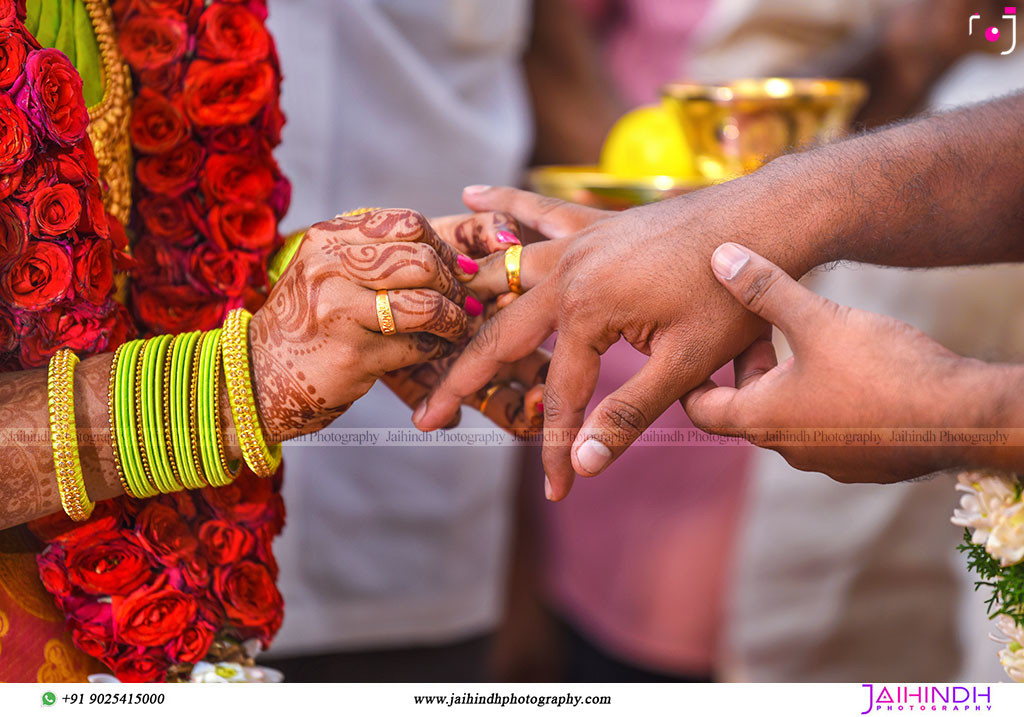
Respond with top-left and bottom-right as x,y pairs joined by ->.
170,330 -> 204,490
197,329 -> 239,487
116,339 -> 156,498
141,334 -> 179,493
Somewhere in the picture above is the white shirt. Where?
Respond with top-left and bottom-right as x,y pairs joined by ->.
264,0 -> 532,655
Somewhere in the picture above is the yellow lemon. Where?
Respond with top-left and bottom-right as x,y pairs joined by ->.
599,102 -> 694,178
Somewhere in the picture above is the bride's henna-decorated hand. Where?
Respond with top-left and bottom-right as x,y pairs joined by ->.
249,209 -> 473,441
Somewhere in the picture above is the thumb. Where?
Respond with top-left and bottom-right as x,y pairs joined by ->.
710,243 -> 821,343
462,185 -> 607,239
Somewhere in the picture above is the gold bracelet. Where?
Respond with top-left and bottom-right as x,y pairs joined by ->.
132,338 -> 161,496
221,309 -> 281,477
48,349 -> 94,522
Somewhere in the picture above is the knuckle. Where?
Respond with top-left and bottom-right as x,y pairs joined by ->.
741,267 -> 783,312
597,396 -> 648,437
541,386 -> 565,421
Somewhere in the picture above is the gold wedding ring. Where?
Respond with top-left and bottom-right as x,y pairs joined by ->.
375,289 -> 398,335
479,383 -> 505,415
504,244 -> 523,294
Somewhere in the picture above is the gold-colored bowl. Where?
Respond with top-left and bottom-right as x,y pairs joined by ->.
527,165 -> 711,211
661,77 -> 868,179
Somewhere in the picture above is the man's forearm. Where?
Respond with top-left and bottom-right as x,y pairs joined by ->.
769,91 -> 1024,272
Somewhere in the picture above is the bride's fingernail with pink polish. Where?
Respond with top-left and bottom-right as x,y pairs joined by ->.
457,255 -> 479,274
544,476 -> 553,500
464,185 -> 492,195
576,438 -> 612,475
465,296 -> 483,317
413,401 -> 427,425
496,230 -> 520,245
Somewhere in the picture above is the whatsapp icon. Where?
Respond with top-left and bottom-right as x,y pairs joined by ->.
41,691 -> 56,706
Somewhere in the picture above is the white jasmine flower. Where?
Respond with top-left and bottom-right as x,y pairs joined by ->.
952,471 -> 1021,544
189,661 -> 283,683
992,617 -> 1024,683
987,504 -> 1024,567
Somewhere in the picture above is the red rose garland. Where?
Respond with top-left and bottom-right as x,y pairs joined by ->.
114,0 -> 289,332
0,21 -> 131,371
16,0 -> 290,683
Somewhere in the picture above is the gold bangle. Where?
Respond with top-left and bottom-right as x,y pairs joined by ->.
48,349 -> 94,522
375,289 -> 398,336
221,309 -> 281,478
504,244 -> 523,294
107,344 -> 135,498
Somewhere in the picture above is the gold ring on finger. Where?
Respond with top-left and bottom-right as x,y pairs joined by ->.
376,289 -> 398,335
504,244 -> 523,295
479,383 -> 506,415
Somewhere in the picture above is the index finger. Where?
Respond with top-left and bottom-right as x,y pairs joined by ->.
414,283 -> 558,431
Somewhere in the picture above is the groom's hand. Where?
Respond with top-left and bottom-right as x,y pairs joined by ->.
414,176 -> 824,500
683,243 -> 1012,483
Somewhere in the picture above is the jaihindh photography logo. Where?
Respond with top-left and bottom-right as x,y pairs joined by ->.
860,684 -> 993,713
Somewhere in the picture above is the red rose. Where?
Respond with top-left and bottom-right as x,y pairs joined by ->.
113,575 -> 196,646
66,534 -> 153,596
198,519 -> 255,565
71,620 -> 118,661
54,139 -> 100,186
36,544 -> 71,597
200,471 -> 276,526
0,0 -> 25,27
179,553 -> 210,591
0,305 -> 14,353
202,124 -> 263,154
138,195 -> 196,242
13,154 -> 55,199
133,283 -> 226,333
183,59 -> 274,127
29,182 -> 82,236
208,201 -> 275,251
135,502 -> 198,565
112,648 -> 168,683
13,49 -> 89,146
136,140 -> 204,196
197,4 -> 269,63
109,213 -> 130,253
213,560 -> 282,641
132,0 -> 204,25
118,16 -> 189,72
2,240 -> 72,309
258,98 -> 285,146
0,93 -> 33,173
77,186 -> 111,239
137,61 -> 185,95
167,617 -> 215,664
130,88 -> 190,154
201,153 -> 274,203
0,202 -> 26,265
189,244 -> 250,297
72,238 -> 115,304
0,165 -> 20,199
0,27 -> 28,89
